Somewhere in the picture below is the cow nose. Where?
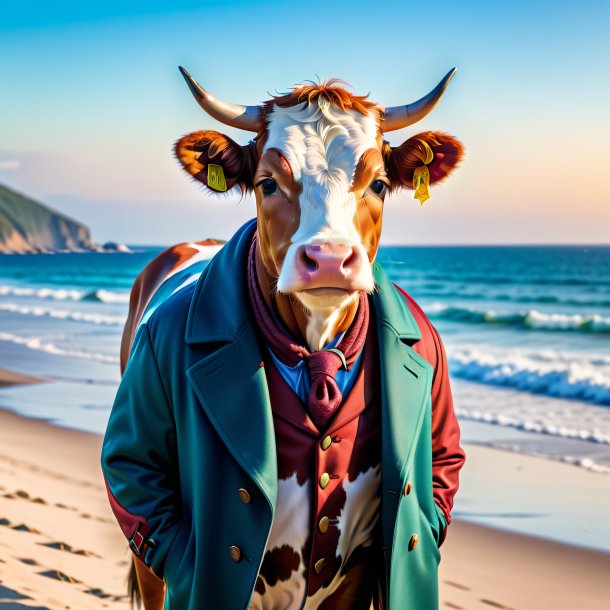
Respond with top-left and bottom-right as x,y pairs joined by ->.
296,243 -> 361,284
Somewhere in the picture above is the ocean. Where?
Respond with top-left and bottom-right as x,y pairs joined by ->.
1,240 -> 609,550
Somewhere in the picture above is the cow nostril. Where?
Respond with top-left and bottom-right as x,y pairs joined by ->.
342,248 -> 356,270
300,248 -> 319,272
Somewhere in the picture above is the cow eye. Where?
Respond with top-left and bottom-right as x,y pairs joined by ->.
370,179 -> 387,195
260,178 -> 278,196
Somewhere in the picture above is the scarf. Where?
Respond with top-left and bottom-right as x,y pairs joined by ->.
247,235 -> 369,429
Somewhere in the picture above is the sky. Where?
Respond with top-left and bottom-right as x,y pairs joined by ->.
1,0 -> 609,246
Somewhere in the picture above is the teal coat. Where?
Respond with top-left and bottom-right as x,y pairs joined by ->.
101,219 -> 460,609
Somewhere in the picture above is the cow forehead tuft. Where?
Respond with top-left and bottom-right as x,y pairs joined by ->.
263,102 -> 379,184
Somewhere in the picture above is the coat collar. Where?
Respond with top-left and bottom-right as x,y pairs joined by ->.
371,260 -> 421,344
185,218 -> 257,344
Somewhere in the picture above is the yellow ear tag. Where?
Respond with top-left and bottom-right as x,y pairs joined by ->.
207,164 -> 228,192
413,165 -> 430,205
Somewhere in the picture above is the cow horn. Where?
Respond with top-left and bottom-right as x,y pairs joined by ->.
178,66 -> 264,132
383,68 -> 457,132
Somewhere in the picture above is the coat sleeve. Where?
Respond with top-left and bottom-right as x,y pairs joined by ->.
428,323 -> 466,546
101,321 -> 182,579
394,285 -> 466,546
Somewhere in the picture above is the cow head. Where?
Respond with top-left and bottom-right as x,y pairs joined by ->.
176,68 -> 464,348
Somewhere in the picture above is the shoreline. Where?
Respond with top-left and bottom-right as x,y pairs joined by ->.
0,402 -> 609,608
0,367 -> 48,387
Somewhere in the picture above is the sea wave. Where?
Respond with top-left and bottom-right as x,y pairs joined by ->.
0,332 -> 119,364
419,273 -> 610,287
0,285 -> 130,304
0,303 -> 126,326
479,440 -> 610,475
415,290 -> 610,308
427,303 -> 610,333
456,407 -> 610,446
448,347 -> 610,406
81,289 -> 131,304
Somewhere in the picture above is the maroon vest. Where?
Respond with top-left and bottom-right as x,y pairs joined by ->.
251,327 -> 382,610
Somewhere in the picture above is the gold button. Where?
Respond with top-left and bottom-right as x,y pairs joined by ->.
318,516 -> 329,534
314,558 -> 325,574
320,436 -> 332,451
404,482 -> 412,496
408,534 -> 419,551
238,488 -> 251,504
228,545 -> 242,562
319,473 -> 330,490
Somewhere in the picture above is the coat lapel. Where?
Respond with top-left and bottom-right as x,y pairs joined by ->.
184,220 -> 278,513
371,262 -> 433,548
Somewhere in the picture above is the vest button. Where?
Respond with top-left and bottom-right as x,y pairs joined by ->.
318,516 -> 330,534
238,488 -> 251,504
404,482 -> 412,496
314,558 -> 325,574
228,545 -> 242,562
319,473 -> 330,490
320,435 -> 332,451
408,534 -> 419,551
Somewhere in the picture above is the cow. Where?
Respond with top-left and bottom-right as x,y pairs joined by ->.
102,67 -> 466,610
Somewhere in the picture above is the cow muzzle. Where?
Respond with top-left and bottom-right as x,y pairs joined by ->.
277,242 -> 375,297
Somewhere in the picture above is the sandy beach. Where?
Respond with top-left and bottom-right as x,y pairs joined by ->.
0,371 -> 609,610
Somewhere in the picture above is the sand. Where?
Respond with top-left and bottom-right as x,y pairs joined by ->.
0,368 -> 46,387
0,370 -> 609,609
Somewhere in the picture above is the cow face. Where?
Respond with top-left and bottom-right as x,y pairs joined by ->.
175,69 -> 464,317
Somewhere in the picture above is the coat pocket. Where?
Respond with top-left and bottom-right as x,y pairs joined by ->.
430,501 -> 447,548
416,505 -> 441,564
163,519 -> 191,585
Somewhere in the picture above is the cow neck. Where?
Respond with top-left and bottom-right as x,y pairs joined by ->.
249,235 -> 369,430
253,244 -> 360,348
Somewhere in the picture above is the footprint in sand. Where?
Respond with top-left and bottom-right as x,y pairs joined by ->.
18,558 -> 40,566
85,587 -> 113,599
0,583 -> 31,600
11,523 -> 41,534
444,580 -> 471,591
3,490 -> 47,505
480,600 -> 515,609
38,541 -> 101,559
38,569 -> 81,584
444,603 -> 464,609
54,502 -> 78,511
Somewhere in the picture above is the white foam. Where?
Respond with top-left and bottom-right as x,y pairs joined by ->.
0,332 -> 119,364
448,346 -> 610,405
0,285 -> 85,301
0,285 -> 131,304
425,302 -> 610,333
90,289 -> 130,304
455,407 -> 610,445
524,310 -> 610,332
0,303 -> 126,326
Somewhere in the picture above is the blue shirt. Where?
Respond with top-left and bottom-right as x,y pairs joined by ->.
268,333 -> 364,404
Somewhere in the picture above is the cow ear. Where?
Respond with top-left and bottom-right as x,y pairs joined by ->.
175,130 -> 258,194
385,131 -> 464,191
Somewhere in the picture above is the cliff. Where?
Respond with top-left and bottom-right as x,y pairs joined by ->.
0,184 -> 97,253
